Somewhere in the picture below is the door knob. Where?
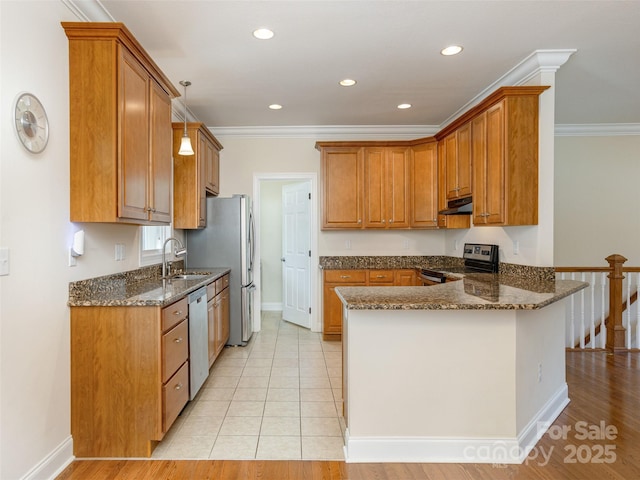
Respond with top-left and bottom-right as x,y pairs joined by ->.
281,257 -> 285,262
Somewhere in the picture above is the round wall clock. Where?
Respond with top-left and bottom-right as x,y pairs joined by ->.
14,92 -> 49,153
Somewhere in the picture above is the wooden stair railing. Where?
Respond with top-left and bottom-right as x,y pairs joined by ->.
556,254 -> 640,353
573,289 -> 638,349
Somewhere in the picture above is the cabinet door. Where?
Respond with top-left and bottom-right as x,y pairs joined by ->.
207,298 -> 216,367
485,102 -> 506,224
363,148 -> 386,228
410,142 -> 438,228
472,111 -> 488,225
394,269 -> 417,286
220,288 -> 230,348
437,140 -> 470,229
444,133 -> 459,200
149,80 -> 172,223
456,122 -> 472,198
321,147 -> 363,229
197,133 -> 207,227
323,284 -> 344,338
205,140 -> 220,195
445,124 -> 472,200
385,147 -> 410,228
118,48 -> 150,221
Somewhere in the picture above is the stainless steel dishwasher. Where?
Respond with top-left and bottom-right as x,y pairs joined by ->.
188,287 -> 209,400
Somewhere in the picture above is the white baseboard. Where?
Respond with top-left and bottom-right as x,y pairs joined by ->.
344,383 -> 569,464
20,436 -> 74,480
261,302 -> 282,311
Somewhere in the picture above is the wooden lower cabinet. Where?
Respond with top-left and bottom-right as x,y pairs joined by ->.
323,270 -> 367,340
70,297 -> 189,457
207,274 -> 230,366
323,268 -> 419,339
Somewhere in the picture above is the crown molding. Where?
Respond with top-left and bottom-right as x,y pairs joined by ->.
555,123 -> 640,136
440,49 -> 577,129
61,0 -> 114,21
209,125 -> 439,139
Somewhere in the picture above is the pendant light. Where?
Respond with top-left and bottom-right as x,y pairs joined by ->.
178,80 -> 195,156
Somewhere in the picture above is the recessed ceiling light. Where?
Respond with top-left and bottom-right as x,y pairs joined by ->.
253,28 -> 274,40
269,104 -> 283,110
441,45 -> 463,56
339,79 -> 357,87
397,103 -> 412,109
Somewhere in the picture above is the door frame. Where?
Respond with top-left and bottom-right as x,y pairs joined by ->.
253,172 -> 319,332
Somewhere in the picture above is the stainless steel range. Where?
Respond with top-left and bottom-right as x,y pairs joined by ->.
419,243 -> 499,284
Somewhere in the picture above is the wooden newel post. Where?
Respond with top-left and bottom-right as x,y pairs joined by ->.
606,254 -> 627,353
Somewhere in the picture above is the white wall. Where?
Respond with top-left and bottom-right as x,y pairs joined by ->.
0,3 -> 169,479
555,135 -> 640,266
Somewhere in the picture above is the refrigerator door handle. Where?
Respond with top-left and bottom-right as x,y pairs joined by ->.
248,210 -> 255,272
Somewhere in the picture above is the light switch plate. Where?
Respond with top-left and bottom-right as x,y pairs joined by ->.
0,247 -> 9,275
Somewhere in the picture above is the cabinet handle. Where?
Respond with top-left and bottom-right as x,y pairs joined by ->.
381,219 -> 385,223
376,275 -> 385,278
173,337 -> 183,343
389,219 -> 393,223
340,275 -> 351,279
173,310 -> 183,316
174,383 -> 183,391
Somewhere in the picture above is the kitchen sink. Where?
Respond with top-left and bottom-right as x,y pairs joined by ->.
170,274 -> 210,280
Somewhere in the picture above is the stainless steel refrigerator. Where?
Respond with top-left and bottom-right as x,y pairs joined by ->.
185,195 -> 255,346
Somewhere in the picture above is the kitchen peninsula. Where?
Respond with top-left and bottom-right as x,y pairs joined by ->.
332,262 -> 587,464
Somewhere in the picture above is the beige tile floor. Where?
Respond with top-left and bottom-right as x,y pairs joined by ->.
152,311 -> 346,460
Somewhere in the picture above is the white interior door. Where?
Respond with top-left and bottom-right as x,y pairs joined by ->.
282,181 -> 311,328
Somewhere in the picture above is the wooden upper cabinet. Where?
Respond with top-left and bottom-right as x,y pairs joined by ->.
437,140 -> 470,229
320,147 -> 364,229
364,147 -> 410,229
472,94 -> 542,226
410,141 -> 438,228
205,140 -> 220,195
172,123 -> 223,229
445,122 -> 472,200
63,22 -> 179,225
149,80 -> 173,223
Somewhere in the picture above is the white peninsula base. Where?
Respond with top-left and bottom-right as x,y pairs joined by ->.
342,301 -> 569,464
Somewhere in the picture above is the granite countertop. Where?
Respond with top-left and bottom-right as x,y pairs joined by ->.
68,267 -> 231,307
335,271 -> 588,311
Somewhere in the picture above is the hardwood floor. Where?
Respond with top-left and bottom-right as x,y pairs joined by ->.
56,352 -> 640,479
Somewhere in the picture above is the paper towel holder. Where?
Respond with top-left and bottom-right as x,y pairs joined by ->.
70,230 -> 84,257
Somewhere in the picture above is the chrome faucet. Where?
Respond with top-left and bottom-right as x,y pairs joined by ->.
162,237 -> 187,279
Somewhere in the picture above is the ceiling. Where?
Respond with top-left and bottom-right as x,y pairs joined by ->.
95,0 -> 640,130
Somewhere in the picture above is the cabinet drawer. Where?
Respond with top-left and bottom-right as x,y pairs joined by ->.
162,297 -> 188,332
368,270 -> 395,283
162,320 -> 189,382
162,361 -> 189,433
207,281 -> 215,300
215,274 -> 230,293
324,270 -> 367,283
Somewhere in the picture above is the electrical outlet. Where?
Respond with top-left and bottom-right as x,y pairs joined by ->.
454,240 -> 460,251
402,239 -> 409,249
115,243 -> 126,261
537,363 -> 542,383
514,241 -> 520,255
345,240 -> 351,250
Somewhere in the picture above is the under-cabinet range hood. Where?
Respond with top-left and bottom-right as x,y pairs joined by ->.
438,196 -> 472,215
